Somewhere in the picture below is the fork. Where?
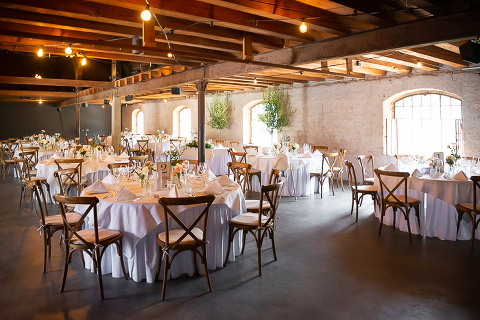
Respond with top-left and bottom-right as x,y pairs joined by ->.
132,195 -> 146,202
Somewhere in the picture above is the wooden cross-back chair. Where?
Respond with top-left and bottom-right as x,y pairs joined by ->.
19,149 -> 39,175
53,194 -> 128,300
156,195 -> 216,301
169,138 -> 184,158
176,159 -> 199,172
0,142 -> 15,179
215,139 -> 224,146
358,155 -> 375,185
6,141 -> 19,159
345,161 -> 379,222
128,155 -> 148,168
31,179 -> 81,273
227,162 -> 251,195
332,149 -> 347,191
312,146 -> 328,154
310,152 -> 338,198
374,169 -> 421,242
456,176 -> 480,250
130,139 -> 150,157
243,145 -> 258,155
224,182 -> 283,276
53,168 -> 83,197
54,158 -> 87,193
14,158 -> 52,206
107,162 -> 130,176
229,151 -> 262,194
246,169 -> 282,213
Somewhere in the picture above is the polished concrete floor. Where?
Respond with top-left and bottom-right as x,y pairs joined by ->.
1,173 -> 479,320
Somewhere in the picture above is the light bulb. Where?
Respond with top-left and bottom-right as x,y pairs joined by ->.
416,61 -> 422,67
141,4 -> 152,21
167,52 -> 173,58
163,99 -> 167,102
39,99 -> 43,104
37,46 -> 44,57
65,44 -> 72,55
81,57 -> 86,66
253,77 -> 257,84
299,21 -> 307,33
35,74 -> 42,79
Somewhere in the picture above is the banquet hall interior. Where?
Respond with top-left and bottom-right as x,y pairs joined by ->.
0,0 -> 479,319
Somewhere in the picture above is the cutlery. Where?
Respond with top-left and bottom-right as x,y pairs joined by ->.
103,192 -> 117,199
132,195 -> 146,202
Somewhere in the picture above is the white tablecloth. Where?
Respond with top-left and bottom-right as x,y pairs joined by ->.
15,148 -> 57,161
132,139 -> 170,162
181,147 -> 230,176
374,173 -> 479,241
77,180 -> 246,283
246,154 -> 323,196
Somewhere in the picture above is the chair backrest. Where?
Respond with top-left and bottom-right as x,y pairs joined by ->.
158,195 -> 215,250
215,140 -> 224,146
227,162 -> 251,194
54,159 -> 84,190
54,168 -> 82,196
312,146 -> 328,154
31,179 -> 51,226
230,141 -> 239,151
6,142 -> 18,158
273,153 -> 289,171
243,145 -> 258,155
129,155 -> 148,167
136,140 -> 149,152
107,162 -> 129,176
74,137 -> 80,144
20,149 -> 39,169
322,152 -> 339,174
14,158 -> 32,182
54,194 -> 100,248
358,155 -> 375,183
169,139 -> 183,155
471,176 -> 480,213
257,182 -> 283,227
335,149 -> 347,169
230,151 -> 246,163
345,161 -> 358,187
374,169 -> 410,207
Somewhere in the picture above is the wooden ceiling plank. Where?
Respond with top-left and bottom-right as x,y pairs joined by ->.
399,46 -> 468,68
0,90 -> 77,98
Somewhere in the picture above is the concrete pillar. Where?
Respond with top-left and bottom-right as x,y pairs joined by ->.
195,80 -> 208,163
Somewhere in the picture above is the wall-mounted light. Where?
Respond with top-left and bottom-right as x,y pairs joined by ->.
81,57 -> 87,66
356,60 -> 362,67
299,18 -> 308,33
37,45 -> 44,57
65,44 -> 72,55
141,4 -> 152,21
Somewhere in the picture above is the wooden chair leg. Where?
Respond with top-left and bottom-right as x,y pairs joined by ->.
60,245 -> 70,292
256,233 -> 262,276
223,225 -> 233,267
456,209 -> 464,234
161,252 -> 169,301
202,244 -> 212,292
270,229 -> 277,261
96,248 -> 105,300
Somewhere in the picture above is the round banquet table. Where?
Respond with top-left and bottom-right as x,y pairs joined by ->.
77,180 -> 245,283
246,154 -> 324,197
374,172 -> 479,241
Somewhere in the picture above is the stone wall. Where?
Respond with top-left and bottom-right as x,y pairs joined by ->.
123,70 -> 480,166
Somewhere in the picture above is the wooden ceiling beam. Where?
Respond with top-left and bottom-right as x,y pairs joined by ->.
363,52 -> 438,70
0,90 -> 77,98
0,76 -> 113,88
197,0 -> 376,35
399,46 -> 468,68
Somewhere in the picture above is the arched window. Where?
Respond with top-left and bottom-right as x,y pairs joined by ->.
250,103 -> 278,146
179,107 -> 192,140
385,92 -> 462,156
132,109 -> 144,135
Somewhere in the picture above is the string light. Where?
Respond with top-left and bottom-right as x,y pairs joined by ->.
38,99 -> 43,104
65,44 -> 72,55
141,4 -> 152,21
167,52 -> 173,58
299,18 -> 307,33
35,74 -> 42,79
37,45 -> 44,57
253,77 -> 257,84
416,61 -> 422,67
163,99 -> 168,102
81,57 -> 87,66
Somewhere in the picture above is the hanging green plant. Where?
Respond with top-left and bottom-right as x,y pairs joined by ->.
259,87 -> 294,134
207,92 -> 229,138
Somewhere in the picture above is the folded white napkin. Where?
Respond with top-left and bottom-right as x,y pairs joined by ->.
204,180 -> 224,194
384,163 -> 398,171
168,185 -> 180,198
88,179 -> 109,193
115,187 -> 136,201
208,169 -> 216,179
216,144 -> 223,148
217,174 -> 236,187
302,152 -> 313,158
102,173 -> 114,185
102,152 -> 109,160
412,169 -> 423,177
119,152 -> 129,159
48,156 -> 56,164
103,155 -> 116,162
453,171 -> 468,181
313,150 -> 323,158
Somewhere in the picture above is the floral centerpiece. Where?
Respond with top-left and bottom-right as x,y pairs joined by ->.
171,162 -> 189,188
272,143 -> 280,153
166,145 -> 184,166
135,161 -> 156,185
446,143 -> 460,167
79,147 -> 88,159
289,142 -> 299,155
185,139 -> 213,149
54,133 -> 61,142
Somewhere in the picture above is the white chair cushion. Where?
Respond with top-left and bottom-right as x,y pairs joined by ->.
230,212 -> 268,226
72,228 -> 121,244
157,228 -> 203,246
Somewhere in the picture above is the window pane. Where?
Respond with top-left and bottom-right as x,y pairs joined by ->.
431,94 -> 440,106
179,108 -> 192,140
404,96 -> 413,107
431,105 -> 440,119
441,95 -> 450,106
451,105 -> 462,119
403,106 -> 413,119
395,106 -> 404,119
451,98 -> 461,106
421,94 -> 430,106
394,100 -> 403,107
421,105 -> 431,118
412,95 -> 421,106
250,104 -> 278,146
441,105 -> 451,119
412,106 -> 422,119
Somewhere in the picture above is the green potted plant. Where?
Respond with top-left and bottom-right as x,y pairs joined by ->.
207,92 -> 229,139
259,87 -> 294,143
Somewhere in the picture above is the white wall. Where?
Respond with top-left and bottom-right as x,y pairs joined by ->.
123,70 -> 480,167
